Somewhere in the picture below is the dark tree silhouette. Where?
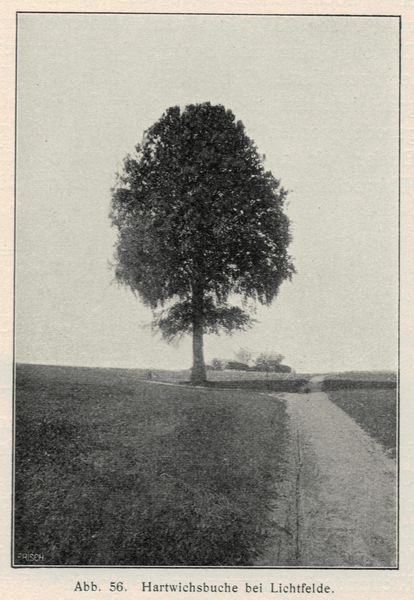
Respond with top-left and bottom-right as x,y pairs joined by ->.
110,103 -> 295,384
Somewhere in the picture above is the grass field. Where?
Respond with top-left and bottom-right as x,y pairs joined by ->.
322,371 -> 396,392
133,368 -> 304,384
14,363 -> 288,566
201,378 -> 309,393
325,388 -> 397,458
134,367 -> 309,393
320,370 -> 397,458
322,370 -> 396,382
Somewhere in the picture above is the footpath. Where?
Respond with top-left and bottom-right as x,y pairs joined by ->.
256,377 -> 397,567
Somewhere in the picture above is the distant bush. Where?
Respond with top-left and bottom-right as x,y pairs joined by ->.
210,358 -> 224,371
254,351 -> 285,372
275,364 -> 291,373
252,364 -> 291,373
226,361 -> 249,371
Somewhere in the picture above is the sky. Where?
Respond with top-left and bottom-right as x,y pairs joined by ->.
15,13 -> 399,374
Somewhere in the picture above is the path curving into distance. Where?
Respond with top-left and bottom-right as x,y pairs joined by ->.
257,383 -> 397,567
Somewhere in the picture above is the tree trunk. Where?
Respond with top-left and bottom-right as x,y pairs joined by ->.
191,283 -> 207,385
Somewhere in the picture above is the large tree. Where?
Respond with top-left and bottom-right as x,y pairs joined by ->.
110,103 -> 295,384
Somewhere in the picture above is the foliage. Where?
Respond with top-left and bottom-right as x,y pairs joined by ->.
210,358 -> 224,371
110,103 -> 294,382
255,351 -> 285,372
234,347 -> 254,366
227,361 -> 249,371
151,298 -> 254,343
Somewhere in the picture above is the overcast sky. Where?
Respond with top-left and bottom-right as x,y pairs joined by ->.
15,13 -> 399,373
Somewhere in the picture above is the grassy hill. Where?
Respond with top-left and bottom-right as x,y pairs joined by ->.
14,363 -> 288,566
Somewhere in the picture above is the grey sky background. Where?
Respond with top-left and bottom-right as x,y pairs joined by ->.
16,14 -> 399,373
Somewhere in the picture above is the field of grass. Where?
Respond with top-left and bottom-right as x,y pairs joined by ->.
205,370 -> 299,381
202,378 -> 309,393
14,363 -> 288,566
322,371 -> 396,389
134,367 -> 310,393
322,370 -> 396,382
325,388 -> 397,458
322,371 -> 397,458
134,368 -> 304,384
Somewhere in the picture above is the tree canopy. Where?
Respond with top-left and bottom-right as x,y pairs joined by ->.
255,351 -> 285,372
110,102 -> 295,384
234,347 -> 255,367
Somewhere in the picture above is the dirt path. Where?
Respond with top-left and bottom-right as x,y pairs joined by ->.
257,385 -> 397,567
